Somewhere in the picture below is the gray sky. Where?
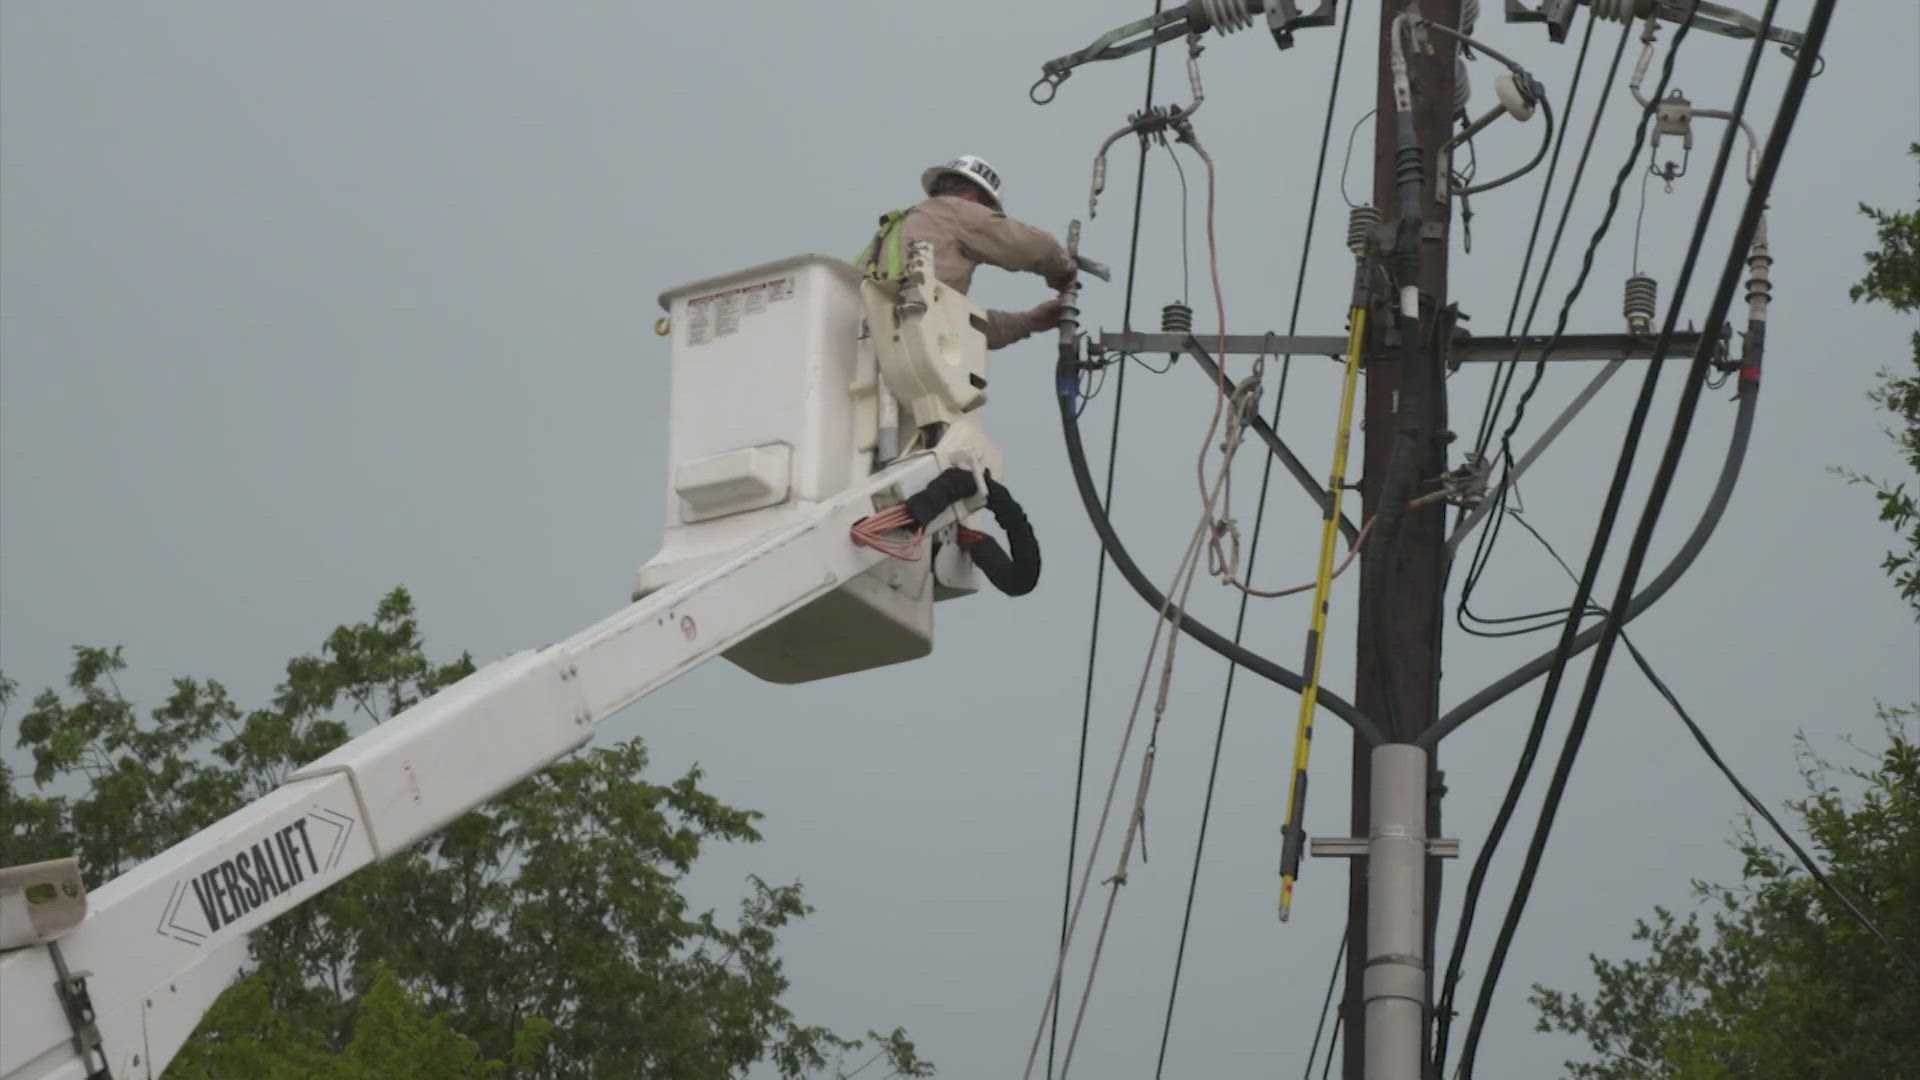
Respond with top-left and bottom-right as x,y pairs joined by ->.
3,2 -> 1917,1076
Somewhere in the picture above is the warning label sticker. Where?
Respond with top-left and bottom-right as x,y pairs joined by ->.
683,277 -> 794,347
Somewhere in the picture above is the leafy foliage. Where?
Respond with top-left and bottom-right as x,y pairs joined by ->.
1530,712 -> 1920,1079
1842,142 -> 1920,616
1,589 -> 932,1079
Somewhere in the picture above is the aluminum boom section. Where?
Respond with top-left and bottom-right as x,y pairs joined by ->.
0,453 -> 944,1080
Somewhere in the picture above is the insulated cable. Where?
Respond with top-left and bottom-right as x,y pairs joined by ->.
1459,16 -> 1634,639
1300,928 -> 1349,1080
1456,96 -> 1556,198
1454,5 -> 1794,1073
1057,343 -> 1383,744
1434,5 -> 1709,1070
1504,508 -> 1920,983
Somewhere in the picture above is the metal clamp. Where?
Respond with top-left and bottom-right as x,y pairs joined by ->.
1310,836 -> 1461,858
49,940 -> 112,1079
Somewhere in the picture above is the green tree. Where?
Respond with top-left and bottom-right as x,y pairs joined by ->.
1529,714 -> 1920,1079
1527,148 -> 1920,1079
1,590 -> 932,1079
1842,142 -> 1920,615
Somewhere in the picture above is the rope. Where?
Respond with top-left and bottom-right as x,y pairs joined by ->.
1155,2 -> 1359,1059
1050,6 -> 1166,1074
1028,382 -> 1260,1080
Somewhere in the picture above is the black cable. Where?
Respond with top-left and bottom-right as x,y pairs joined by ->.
1424,347 -> 1758,744
1301,929 -> 1349,1080
1457,95 -> 1555,198
1318,1007 -> 1342,1080
1455,6 -> 1795,1072
1622,637 -> 1920,980
1056,349 -> 1383,746
1505,508 -> 1920,981
1459,17 -> 1633,637
1470,12 -> 1603,457
1051,10 -> 1165,1074
1433,7 -> 1705,1070
1152,4 -> 1358,1070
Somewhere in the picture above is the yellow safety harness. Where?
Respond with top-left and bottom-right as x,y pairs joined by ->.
855,208 -> 911,280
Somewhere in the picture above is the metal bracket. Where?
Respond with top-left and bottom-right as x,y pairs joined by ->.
48,940 -> 113,1079
1507,1 -> 1807,52
1311,836 -> 1461,858
1503,0 -> 1577,43
1268,0 -> 1338,49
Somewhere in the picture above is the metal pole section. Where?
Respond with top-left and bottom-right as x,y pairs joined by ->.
1365,744 -> 1431,1080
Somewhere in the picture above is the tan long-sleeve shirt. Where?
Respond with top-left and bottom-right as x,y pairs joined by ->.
890,195 -> 1073,349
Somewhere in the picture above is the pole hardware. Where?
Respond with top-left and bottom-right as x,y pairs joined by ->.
1506,0 -> 1808,55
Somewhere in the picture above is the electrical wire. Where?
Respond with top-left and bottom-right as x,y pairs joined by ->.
1434,6 -> 1705,1070
1042,381 -> 1259,1080
1152,3 -> 1359,1070
1458,15 -> 1632,640
1168,140 -> 1193,308
1051,9 -> 1166,1074
1456,96 -> 1556,198
1339,108 -> 1376,208
1454,6 -> 1793,1072
1504,507 -> 1920,982
1424,327 -> 1759,744
1300,929 -> 1349,1080
1469,8 -> 1602,455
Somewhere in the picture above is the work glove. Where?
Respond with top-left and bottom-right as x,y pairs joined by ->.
1027,296 -> 1068,331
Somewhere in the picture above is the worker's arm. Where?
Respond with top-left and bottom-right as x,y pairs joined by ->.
981,297 -> 1069,351
950,200 -> 1074,282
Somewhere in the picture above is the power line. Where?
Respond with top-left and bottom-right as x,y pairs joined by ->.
1051,7 -> 1167,1075
1455,5 -> 1798,1072
1503,508 -> 1920,982
1458,15 -> 1635,639
1431,9 -> 1694,1067
1151,3 -> 1358,1073
1301,928 -> 1348,1080
1467,8 -> 1602,456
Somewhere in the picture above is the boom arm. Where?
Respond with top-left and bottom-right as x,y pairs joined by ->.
1,452 -> 949,1080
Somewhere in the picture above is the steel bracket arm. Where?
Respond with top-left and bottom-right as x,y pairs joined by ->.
1031,9 -> 1194,103
0,454 -> 949,1080
1506,0 -> 1807,52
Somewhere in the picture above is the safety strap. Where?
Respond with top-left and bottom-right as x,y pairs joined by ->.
855,208 -> 910,280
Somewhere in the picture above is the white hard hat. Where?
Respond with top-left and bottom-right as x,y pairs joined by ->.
922,155 -> 1004,209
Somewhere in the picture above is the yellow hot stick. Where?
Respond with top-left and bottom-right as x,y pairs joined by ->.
1278,305 -> 1367,921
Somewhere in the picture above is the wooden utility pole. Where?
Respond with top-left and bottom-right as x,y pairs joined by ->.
1344,2 -> 1457,1076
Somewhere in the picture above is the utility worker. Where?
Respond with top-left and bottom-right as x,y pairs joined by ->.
857,155 -> 1077,350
